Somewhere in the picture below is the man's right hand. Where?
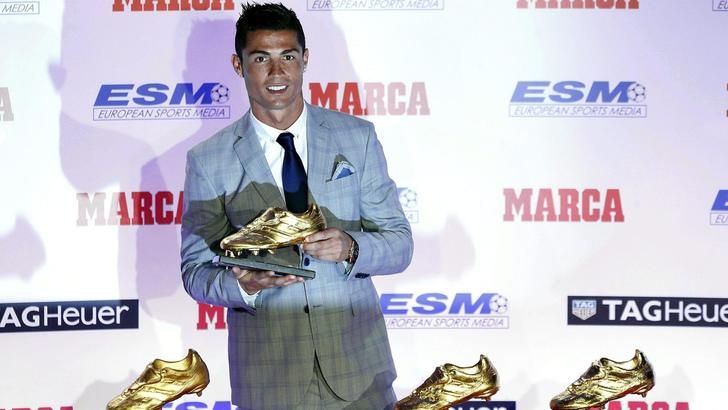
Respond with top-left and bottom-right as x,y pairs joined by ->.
232,266 -> 304,295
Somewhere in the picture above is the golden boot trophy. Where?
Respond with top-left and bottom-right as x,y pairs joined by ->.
107,349 -> 210,410
212,203 -> 326,279
550,349 -> 655,410
396,354 -> 499,410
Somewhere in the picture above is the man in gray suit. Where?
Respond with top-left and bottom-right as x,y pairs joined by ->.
180,3 -> 413,409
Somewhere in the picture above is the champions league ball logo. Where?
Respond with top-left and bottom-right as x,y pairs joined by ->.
211,84 -> 229,104
398,188 -> 419,223
628,83 -> 647,103
489,294 -> 508,314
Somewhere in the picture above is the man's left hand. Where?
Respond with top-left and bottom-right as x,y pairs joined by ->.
303,228 -> 352,262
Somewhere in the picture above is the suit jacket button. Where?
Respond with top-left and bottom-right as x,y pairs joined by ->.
303,257 -> 310,266
303,305 -> 309,313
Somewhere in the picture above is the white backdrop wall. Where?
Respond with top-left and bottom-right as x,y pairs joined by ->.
0,0 -> 726,409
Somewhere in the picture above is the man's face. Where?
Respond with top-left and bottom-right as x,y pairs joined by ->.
236,29 -> 308,123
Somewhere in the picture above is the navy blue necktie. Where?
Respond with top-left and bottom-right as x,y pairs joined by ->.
276,132 -> 308,213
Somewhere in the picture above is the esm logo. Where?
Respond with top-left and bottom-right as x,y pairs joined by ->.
381,293 -> 510,330
710,190 -> 728,225
94,82 -> 230,121
510,81 -> 646,118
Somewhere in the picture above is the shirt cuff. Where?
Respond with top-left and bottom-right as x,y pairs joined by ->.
237,280 -> 259,308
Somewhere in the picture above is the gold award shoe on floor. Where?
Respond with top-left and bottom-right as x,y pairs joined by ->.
107,349 -> 210,410
396,354 -> 499,410
550,349 -> 655,410
220,203 -> 326,256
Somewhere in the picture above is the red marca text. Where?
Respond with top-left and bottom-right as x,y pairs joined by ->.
309,82 -> 430,116
77,191 -> 183,226
0,407 -> 73,410
198,303 -> 226,330
112,0 -> 234,11
503,188 -> 625,222
517,0 -> 639,8
589,401 -> 689,410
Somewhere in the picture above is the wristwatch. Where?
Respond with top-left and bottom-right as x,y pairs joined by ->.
346,238 -> 359,265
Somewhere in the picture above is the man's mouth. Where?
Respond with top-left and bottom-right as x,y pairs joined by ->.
267,85 -> 287,92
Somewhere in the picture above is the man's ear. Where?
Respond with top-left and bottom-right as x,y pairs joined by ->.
231,54 -> 243,77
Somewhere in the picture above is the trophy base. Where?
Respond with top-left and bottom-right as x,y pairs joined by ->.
212,255 -> 316,279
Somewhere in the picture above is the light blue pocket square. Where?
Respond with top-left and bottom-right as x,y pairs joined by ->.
331,160 -> 356,181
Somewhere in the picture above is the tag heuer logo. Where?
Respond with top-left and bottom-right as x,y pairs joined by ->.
571,299 -> 597,320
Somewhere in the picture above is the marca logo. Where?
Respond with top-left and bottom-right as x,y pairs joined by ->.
308,82 -> 430,116
398,187 -> 419,223
568,296 -> 728,327
308,0 -> 444,11
382,293 -> 509,330
503,188 -> 625,222
516,0 -> 639,9
162,400 -> 238,409
0,300 -> 138,333
93,83 -> 230,121
451,401 -> 516,410
510,81 -> 646,118
710,190 -> 728,225
587,401 -> 689,410
112,0 -> 234,12
0,1 -> 40,15
0,87 -> 13,121
77,191 -> 183,226
0,407 -> 73,410
197,303 -> 226,330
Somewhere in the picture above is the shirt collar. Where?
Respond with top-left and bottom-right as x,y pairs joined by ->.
250,104 -> 308,143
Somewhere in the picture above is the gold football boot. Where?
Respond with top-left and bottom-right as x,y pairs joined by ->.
220,203 -> 326,256
396,354 -> 499,410
107,349 -> 210,410
550,349 -> 655,410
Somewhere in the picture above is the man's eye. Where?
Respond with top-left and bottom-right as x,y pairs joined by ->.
283,55 -> 295,61
254,56 -> 267,63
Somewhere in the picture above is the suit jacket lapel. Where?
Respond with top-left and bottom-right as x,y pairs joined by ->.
306,104 -> 337,201
232,113 -> 287,209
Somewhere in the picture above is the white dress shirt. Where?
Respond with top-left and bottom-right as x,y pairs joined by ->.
237,105 -> 308,306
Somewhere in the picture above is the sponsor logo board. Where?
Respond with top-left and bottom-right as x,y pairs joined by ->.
510,81 -> 646,118
503,188 -> 625,222
112,0 -> 234,12
93,83 -> 230,121
382,292 -> 509,330
0,300 -> 139,333
0,1 -> 39,15
711,190 -> 728,225
308,82 -> 430,116
569,296 -> 728,327
77,191 -> 183,226
307,0 -> 444,11
516,0 -> 639,9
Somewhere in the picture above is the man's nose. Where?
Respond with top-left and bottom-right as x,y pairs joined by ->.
269,59 -> 284,75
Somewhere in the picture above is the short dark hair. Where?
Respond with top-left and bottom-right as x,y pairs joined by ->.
234,2 -> 306,60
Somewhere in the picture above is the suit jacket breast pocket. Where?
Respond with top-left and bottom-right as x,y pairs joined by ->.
317,174 -> 360,222
324,173 -> 359,195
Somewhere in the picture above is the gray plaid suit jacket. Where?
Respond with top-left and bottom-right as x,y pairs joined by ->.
181,103 -> 413,409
